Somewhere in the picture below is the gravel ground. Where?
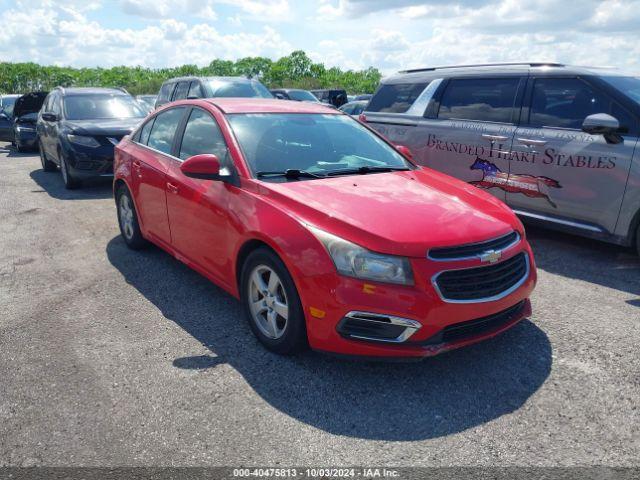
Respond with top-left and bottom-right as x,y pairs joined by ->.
0,144 -> 638,467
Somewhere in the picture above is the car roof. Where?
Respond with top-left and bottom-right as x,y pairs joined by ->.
164,76 -> 257,84
59,87 -> 129,96
381,62 -> 630,84
203,98 -> 339,114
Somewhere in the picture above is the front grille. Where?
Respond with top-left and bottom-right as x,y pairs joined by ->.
434,252 -> 528,301
421,300 -> 526,345
429,231 -> 519,260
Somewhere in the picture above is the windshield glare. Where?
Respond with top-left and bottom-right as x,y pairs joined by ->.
207,80 -> 273,99
602,76 -> 640,104
64,94 -> 146,120
228,113 -> 411,178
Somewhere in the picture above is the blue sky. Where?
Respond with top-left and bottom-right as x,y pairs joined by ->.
1,0 -> 639,75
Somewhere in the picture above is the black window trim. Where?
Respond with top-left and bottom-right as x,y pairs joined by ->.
522,75 -> 639,135
131,106 -> 188,161
435,76 -> 526,125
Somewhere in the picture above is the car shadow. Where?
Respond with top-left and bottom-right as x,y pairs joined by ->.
29,169 -> 113,200
525,225 -> 640,299
0,143 -> 37,158
106,236 -> 552,441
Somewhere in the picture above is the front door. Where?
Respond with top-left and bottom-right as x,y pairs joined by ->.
507,76 -> 637,233
165,107 -> 235,285
418,76 -> 525,202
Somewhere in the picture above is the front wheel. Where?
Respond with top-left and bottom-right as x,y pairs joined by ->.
240,248 -> 308,355
59,149 -> 79,189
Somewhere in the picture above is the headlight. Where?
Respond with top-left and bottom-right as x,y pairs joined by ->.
308,226 -> 414,285
67,134 -> 100,148
16,125 -> 35,132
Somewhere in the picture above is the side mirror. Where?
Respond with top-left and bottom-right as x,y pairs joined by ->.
395,145 -> 414,160
180,154 -> 221,180
582,113 -> 623,144
41,112 -> 58,122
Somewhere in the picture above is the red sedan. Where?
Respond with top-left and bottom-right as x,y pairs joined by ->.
113,98 -> 536,358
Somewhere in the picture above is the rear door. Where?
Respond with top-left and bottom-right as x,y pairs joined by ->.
172,81 -> 190,102
164,107 -> 236,284
131,106 -> 187,246
418,76 -> 525,202
507,76 -> 637,233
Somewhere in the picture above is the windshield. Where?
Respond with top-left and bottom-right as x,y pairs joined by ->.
64,94 -> 146,120
1,97 -> 18,117
602,76 -> 640,104
288,90 -> 318,102
206,79 -> 273,98
227,113 -> 412,179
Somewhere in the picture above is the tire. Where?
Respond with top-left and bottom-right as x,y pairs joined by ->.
59,148 -> 79,189
240,247 -> 308,355
39,141 -> 56,172
116,186 -> 148,250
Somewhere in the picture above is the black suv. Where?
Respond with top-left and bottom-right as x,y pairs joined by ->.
37,87 -> 146,189
155,76 -> 272,109
310,89 -> 348,108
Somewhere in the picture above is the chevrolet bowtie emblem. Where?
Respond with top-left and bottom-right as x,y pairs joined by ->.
480,249 -> 502,264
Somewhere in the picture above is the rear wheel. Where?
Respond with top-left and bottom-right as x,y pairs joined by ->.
116,186 -> 147,250
240,248 -> 308,355
59,149 -> 79,189
39,141 -> 56,172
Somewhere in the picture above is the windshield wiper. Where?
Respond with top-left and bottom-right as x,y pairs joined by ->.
256,169 -> 325,179
325,166 -> 411,177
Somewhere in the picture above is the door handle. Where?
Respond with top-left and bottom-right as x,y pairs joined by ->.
517,138 -> 547,147
166,182 -> 179,194
481,134 -> 509,142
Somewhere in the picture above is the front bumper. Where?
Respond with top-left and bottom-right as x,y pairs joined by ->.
299,243 -> 536,359
14,126 -> 37,148
63,142 -> 115,178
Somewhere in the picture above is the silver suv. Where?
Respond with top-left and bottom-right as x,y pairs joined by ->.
362,62 -> 640,254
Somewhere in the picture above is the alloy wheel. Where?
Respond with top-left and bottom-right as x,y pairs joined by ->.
248,265 -> 289,339
119,194 -> 135,240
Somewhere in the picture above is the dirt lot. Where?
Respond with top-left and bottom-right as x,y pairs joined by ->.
0,144 -> 639,467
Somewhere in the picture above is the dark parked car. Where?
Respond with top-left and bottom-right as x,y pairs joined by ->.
0,94 -> 21,144
155,76 -> 272,109
270,88 -> 321,103
339,100 -> 368,116
12,91 -> 48,151
310,89 -> 348,108
37,87 -> 146,189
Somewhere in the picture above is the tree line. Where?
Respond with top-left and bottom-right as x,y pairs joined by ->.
0,51 -> 382,96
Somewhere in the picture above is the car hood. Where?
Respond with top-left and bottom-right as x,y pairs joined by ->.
15,112 -> 38,124
65,117 -> 143,136
260,168 -> 520,257
13,91 -> 48,118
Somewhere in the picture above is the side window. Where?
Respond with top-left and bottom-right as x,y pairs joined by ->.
51,93 -> 62,116
147,107 -> 185,155
438,78 -> 520,123
368,83 -> 429,113
530,78 -> 632,131
187,81 -> 203,99
158,82 -> 175,104
137,117 -> 155,145
173,81 -> 190,101
178,108 -> 229,161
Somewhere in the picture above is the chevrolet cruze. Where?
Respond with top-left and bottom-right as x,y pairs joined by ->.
113,98 -> 537,358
